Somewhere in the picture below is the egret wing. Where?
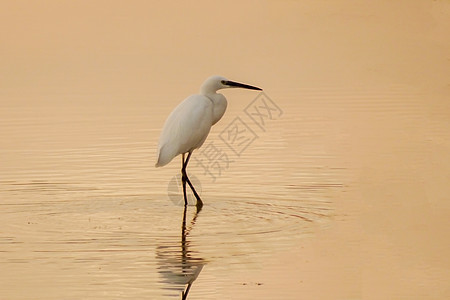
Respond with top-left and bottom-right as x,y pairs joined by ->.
156,95 -> 213,167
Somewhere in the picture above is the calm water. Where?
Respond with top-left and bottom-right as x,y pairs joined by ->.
1,1 -> 448,299
0,86 -> 351,299
2,83 -> 443,299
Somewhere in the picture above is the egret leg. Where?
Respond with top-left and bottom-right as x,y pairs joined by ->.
181,154 -> 188,206
182,282 -> 193,300
181,152 -> 203,208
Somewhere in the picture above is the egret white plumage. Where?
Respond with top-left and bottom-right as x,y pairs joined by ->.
155,75 -> 262,207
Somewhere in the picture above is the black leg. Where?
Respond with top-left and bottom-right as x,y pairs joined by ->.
182,282 -> 193,300
181,152 -> 203,208
182,154 -> 188,205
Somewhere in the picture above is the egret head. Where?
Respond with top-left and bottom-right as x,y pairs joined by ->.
200,75 -> 262,95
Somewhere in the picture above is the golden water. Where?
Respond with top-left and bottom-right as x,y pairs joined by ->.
1,1 -> 449,299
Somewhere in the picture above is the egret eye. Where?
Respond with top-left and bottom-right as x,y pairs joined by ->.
221,80 -> 226,85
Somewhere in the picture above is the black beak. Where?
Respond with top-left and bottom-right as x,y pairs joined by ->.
224,80 -> 262,91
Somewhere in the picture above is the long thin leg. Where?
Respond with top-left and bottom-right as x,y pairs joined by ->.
181,152 -> 203,208
182,282 -> 193,300
182,154 -> 188,205
182,152 -> 199,198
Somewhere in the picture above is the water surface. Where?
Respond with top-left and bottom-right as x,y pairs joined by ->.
1,1 -> 449,299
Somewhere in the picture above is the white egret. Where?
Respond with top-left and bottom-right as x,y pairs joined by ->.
155,75 -> 262,207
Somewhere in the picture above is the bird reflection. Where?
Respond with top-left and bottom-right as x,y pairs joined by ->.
157,204 -> 204,299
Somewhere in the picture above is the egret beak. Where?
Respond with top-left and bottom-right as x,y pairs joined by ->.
224,80 -> 262,91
